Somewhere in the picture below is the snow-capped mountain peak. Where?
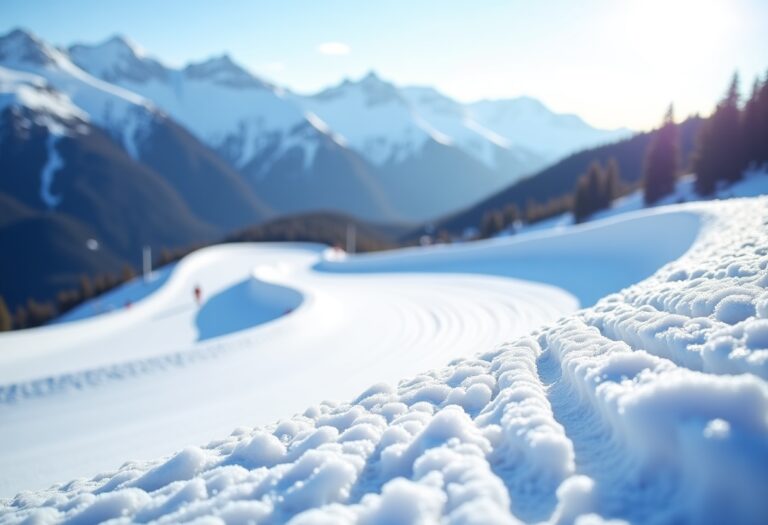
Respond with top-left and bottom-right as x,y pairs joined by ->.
468,96 -> 631,159
183,53 -> 271,90
315,70 -> 403,108
0,28 -> 65,69
0,65 -> 87,126
68,34 -> 167,84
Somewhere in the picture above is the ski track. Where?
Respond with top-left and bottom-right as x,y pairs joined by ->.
1,198 -> 768,525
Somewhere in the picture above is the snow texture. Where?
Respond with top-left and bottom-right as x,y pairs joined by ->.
2,197 -> 767,524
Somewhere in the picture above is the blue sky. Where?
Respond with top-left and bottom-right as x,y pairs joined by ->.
2,0 -> 767,130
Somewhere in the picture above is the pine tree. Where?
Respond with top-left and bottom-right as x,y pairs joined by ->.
14,306 -> 28,330
742,78 -> 763,168
644,104 -> 679,204
694,73 -> 746,195
502,204 -> 520,230
80,274 -> 94,300
603,157 -> 621,207
755,70 -> 768,166
572,174 -> 591,223
721,74 -> 747,182
480,210 -> 505,238
0,296 -> 12,331
121,264 -> 137,283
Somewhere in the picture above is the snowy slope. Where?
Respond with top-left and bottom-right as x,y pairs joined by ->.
1,197 -> 767,523
0,66 -> 86,127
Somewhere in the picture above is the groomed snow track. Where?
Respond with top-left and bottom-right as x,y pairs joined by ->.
1,198 -> 768,525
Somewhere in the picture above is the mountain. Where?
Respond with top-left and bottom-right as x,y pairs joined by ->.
290,74 -> 539,219
293,73 -> 629,220
68,36 -> 399,222
427,116 -> 703,236
0,66 -> 216,249
68,33 -> 629,222
0,29 -> 273,232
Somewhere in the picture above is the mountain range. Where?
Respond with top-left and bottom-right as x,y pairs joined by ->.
0,28 -> 630,310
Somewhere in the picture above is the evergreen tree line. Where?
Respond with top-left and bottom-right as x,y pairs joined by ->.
1,244 -> 222,331
0,265 -> 138,331
573,158 -> 622,222
693,72 -> 768,195
643,71 -> 768,204
478,159 -> 623,237
478,195 -> 579,239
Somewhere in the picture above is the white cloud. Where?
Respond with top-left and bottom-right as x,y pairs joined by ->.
317,42 -> 351,56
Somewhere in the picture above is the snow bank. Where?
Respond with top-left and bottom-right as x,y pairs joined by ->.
2,197 -> 767,524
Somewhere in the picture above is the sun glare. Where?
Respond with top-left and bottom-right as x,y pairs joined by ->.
620,0 -> 738,64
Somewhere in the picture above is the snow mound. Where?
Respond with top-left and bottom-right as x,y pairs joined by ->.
2,198 -> 768,524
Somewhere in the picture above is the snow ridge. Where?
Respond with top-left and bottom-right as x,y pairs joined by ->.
2,198 -> 767,524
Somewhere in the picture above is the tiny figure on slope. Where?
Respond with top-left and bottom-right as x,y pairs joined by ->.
194,285 -> 202,305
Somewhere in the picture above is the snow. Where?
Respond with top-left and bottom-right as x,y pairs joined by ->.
296,75 -> 438,166
39,134 -> 64,208
67,35 -> 152,84
0,66 -> 86,125
400,86 -> 516,168
3,196 -> 767,524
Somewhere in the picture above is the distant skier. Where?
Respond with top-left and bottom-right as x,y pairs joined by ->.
194,285 -> 202,305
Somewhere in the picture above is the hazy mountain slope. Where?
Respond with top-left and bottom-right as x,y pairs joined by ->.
245,132 -> 401,221
138,116 -> 274,230
0,107 -> 216,256
469,96 -> 631,160
0,193 -> 34,228
0,210 -> 127,310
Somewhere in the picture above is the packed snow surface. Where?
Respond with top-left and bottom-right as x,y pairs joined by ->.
2,198 -> 768,524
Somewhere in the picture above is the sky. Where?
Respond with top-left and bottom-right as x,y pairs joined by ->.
2,0 -> 767,130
